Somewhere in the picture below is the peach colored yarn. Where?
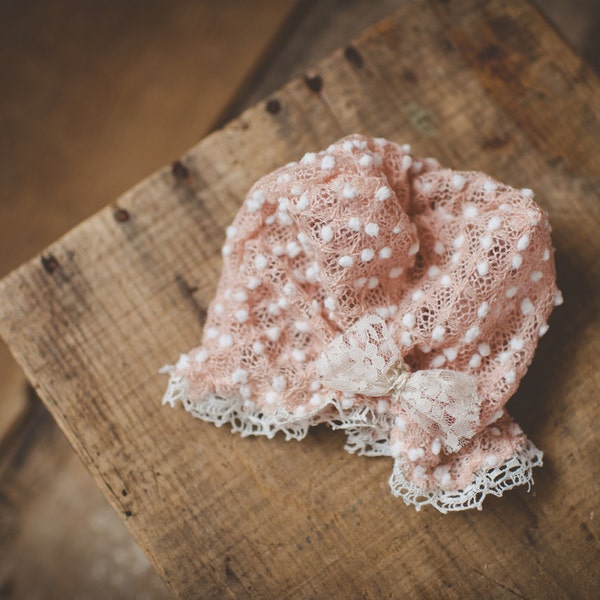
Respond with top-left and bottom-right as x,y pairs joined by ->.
162,134 -> 560,512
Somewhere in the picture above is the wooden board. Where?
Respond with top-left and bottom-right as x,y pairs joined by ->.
0,397 -> 170,599
0,0 -> 299,448
0,1 -> 298,597
1,0 -> 599,597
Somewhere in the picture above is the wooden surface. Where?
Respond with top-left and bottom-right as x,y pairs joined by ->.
1,0 -> 599,597
0,1 -> 298,597
0,0 -> 298,441
0,397 -> 169,599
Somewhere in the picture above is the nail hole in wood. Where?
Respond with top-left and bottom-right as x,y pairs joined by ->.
344,45 -> 363,67
265,98 -> 281,114
172,159 -> 190,182
113,208 -> 130,223
41,254 -> 59,275
304,72 -> 323,93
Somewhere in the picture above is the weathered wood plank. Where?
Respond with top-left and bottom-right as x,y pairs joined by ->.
217,0 -> 407,123
0,0 -> 299,597
1,0 -> 599,597
0,395 -> 170,598
0,0 -> 299,444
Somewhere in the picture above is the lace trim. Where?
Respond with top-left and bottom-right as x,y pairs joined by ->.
163,373 -> 542,513
162,374 -> 310,440
388,439 -> 543,513
342,426 -> 393,457
162,373 -> 390,441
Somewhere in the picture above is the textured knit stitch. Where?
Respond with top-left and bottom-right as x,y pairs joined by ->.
162,134 -> 559,512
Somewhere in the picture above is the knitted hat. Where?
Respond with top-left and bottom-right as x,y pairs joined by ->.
162,134 -> 560,512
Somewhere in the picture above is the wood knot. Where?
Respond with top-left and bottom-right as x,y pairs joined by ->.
402,69 -> 418,84
477,43 -> 506,63
481,134 -> 511,150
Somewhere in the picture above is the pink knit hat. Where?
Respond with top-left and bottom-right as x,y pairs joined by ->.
162,134 -> 560,512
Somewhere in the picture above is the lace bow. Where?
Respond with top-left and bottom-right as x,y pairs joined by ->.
316,314 -> 483,453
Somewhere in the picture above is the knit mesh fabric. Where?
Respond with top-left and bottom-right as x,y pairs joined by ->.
162,134 -> 560,512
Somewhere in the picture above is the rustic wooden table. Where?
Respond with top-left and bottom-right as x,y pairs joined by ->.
1,0 -> 599,597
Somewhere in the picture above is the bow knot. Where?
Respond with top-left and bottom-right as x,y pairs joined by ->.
316,315 -> 483,454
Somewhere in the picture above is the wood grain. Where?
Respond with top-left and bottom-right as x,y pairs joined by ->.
0,1 -> 298,597
1,0 -> 599,597
218,0 -> 407,123
0,0 -> 298,443
0,396 -> 169,599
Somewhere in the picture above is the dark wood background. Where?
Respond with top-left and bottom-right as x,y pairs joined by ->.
1,0 -> 599,598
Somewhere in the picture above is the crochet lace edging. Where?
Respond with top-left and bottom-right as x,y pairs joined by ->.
162,373 -> 542,513
342,426 -> 393,457
162,373 -> 390,442
162,374 -> 311,440
388,439 -> 543,513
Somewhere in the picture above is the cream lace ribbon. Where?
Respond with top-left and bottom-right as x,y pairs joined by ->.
316,315 -> 483,453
